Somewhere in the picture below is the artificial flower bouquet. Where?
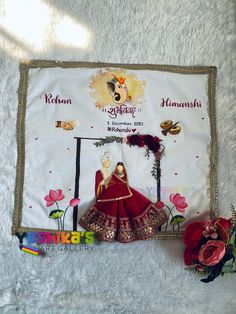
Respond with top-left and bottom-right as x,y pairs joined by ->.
183,206 -> 236,282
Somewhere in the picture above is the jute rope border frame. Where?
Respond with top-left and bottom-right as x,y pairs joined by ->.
11,60 -> 218,240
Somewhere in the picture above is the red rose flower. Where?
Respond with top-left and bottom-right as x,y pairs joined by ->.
184,247 -> 200,266
149,142 -> 160,152
143,134 -> 153,145
137,135 -> 145,147
198,240 -> 226,266
216,217 -> 232,232
215,217 -> 232,241
128,135 -> 142,146
153,136 -> 160,143
183,221 -> 205,248
143,135 -> 160,152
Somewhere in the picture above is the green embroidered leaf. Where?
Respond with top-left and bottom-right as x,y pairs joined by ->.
170,215 -> 185,225
151,159 -> 160,180
94,136 -> 123,147
49,209 -> 64,219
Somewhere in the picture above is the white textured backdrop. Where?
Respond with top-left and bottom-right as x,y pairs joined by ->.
0,0 -> 236,313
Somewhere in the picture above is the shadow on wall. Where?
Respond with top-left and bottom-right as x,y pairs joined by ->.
0,0 -> 92,59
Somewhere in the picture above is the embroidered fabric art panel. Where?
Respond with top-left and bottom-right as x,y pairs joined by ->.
12,61 -> 217,240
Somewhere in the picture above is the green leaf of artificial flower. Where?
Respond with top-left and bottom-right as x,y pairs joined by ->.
222,265 -> 236,274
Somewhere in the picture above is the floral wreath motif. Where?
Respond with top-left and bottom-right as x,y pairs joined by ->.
183,205 -> 236,283
94,134 -> 165,180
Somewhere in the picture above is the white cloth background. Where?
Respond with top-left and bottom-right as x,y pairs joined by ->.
0,0 -> 235,313
22,67 -> 210,231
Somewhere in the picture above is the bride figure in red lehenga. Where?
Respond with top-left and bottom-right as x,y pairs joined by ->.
79,162 -> 167,243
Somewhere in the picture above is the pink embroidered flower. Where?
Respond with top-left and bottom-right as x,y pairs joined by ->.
170,193 -> 188,213
198,240 -> 226,266
70,198 -> 80,207
44,189 -> 65,207
155,201 -> 164,209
